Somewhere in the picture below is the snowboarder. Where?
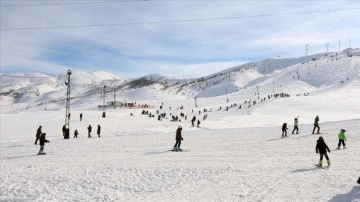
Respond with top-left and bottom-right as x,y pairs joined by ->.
292,118 -> 299,134
312,115 -> 320,134
315,136 -> 330,167
62,125 -> 66,137
191,116 -> 196,127
74,129 -> 79,138
173,125 -> 183,151
35,126 -> 42,145
38,133 -> 50,155
97,125 -> 101,137
80,113 -> 83,121
87,124 -> 92,138
337,129 -> 347,149
282,123 -> 288,137
197,120 -> 201,128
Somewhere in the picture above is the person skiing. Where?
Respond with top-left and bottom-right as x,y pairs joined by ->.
74,129 -> 79,138
191,116 -> 196,127
337,129 -> 347,149
312,115 -> 320,134
173,125 -> 183,151
87,124 -> 92,138
292,118 -> 299,134
315,136 -> 330,167
282,123 -> 288,137
97,125 -> 101,137
38,133 -> 50,155
80,113 -> 83,121
35,126 -> 42,145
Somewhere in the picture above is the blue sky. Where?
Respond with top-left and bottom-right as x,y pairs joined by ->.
1,0 -> 360,78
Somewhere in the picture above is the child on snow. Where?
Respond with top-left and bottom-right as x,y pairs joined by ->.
315,136 -> 330,167
38,133 -> 50,155
337,129 -> 347,149
282,123 -> 288,137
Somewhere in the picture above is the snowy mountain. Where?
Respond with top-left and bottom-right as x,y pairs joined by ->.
1,48 -> 360,112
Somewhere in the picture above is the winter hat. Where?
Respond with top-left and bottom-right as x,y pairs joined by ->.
178,125 -> 182,129
43,133 -> 46,136
340,129 -> 346,132
318,136 -> 323,140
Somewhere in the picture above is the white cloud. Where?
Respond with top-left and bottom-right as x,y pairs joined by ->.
1,1 -> 360,77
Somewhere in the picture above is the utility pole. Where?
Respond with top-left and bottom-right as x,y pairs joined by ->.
305,44 -> 309,56
194,97 -> 197,108
349,39 -> 351,48
102,85 -> 106,118
272,81 -> 274,93
113,86 -> 116,109
64,69 -> 71,139
338,40 -> 341,52
325,43 -> 329,62
256,85 -> 260,99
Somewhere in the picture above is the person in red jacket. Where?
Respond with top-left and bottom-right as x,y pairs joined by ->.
315,136 -> 330,167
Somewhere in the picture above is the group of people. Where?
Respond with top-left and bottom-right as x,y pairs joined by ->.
34,126 -> 50,155
315,128 -> 347,167
281,115 -> 320,138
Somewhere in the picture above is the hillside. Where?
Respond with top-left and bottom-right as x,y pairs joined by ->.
1,48 -> 359,112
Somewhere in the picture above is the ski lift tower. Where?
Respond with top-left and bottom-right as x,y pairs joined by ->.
64,69 -> 71,139
102,85 -> 106,118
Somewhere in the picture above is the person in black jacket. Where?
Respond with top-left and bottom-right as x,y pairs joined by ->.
357,177 -> 360,184
312,115 -> 320,134
97,125 -> 101,137
315,136 -> 330,167
35,126 -> 42,145
74,129 -> 79,138
38,133 -> 50,155
173,125 -> 183,150
80,113 -> 83,121
87,124 -> 92,138
282,123 -> 288,137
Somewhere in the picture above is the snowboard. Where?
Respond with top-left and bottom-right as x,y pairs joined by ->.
170,148 -> 188,152
38,153 -> 46,155
314,164 -> 329,169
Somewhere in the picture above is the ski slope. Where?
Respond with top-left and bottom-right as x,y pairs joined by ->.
1,50 -> 360,201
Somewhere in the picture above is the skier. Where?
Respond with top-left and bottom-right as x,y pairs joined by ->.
74,129 -> 79,138
312,115 -> 320,134
191,116 -> 196,127
87,124 -> 92,138
173,125 -> 183,151
282,123 -> 288,137
97,125 -> 101,137
35,126 -> 42,145
315,136 -> 330,167
38,133 -> 50,155
80,113 -> 83,121
337,129 -> 347,149
197,120 -> 201,128
292,118 -> 299,134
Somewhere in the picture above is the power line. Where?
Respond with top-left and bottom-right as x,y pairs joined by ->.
0,75 -> 53,78
1,0 -> 337,7
1,7 -> 359,31
0,0 -> 143,7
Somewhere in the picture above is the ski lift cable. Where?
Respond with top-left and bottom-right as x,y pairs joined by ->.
1,7 -> 360,31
